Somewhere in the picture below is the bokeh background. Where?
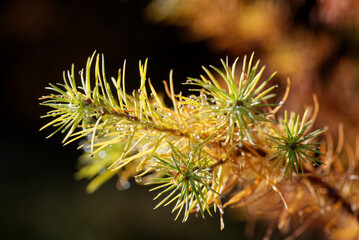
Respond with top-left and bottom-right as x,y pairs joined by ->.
1,0 -> 358,239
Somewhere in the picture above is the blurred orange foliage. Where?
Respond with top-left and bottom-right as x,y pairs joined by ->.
146,0 -> 359,142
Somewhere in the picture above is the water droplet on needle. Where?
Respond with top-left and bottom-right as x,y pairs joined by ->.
135,176 -> 142,183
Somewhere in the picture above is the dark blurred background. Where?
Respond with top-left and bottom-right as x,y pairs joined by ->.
0,0 -> 358,239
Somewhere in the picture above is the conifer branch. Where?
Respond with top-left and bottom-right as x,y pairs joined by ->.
40,53 -> 359,239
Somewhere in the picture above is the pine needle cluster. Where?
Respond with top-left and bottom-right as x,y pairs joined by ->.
40,53 -> 359,239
